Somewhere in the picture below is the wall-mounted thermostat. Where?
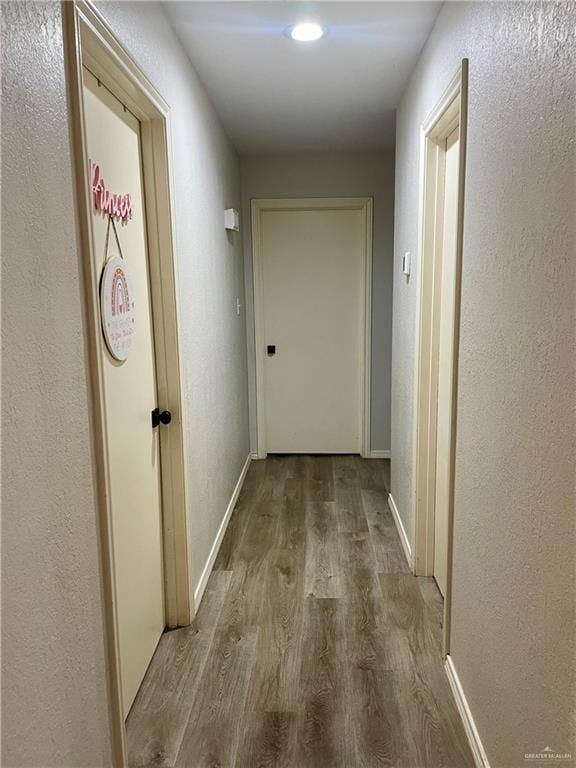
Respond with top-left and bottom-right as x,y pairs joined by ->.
224,208 -> 240,232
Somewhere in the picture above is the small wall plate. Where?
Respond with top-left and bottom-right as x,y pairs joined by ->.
224,208 -> 240,232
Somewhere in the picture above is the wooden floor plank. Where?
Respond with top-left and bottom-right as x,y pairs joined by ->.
333,455 -> 369,535
342,565 -> 388,673
306,454 -> 334,502
215,459 -> 269,570
378,573 -> 444,673
127,457 -> 474,768
347,667 -> 409,768
126,571 -> 232,767
297,597 -> 355,768
217,496 -> 282,629
285,454 -> 307,480
354,456 -> 390,492
377,574 -> 474,767
245,546 -> 305,711
278,476 -> 306,551
363,489 -> 411,574
339,531 -> 376,571
304,501 -> 342,598
417,575 -> 444,651
261,454 -> 290,501
394,660 -> 476,768
332,453 -> 357,488
361,488 -> 394,526
174,624 -> 259,768
234,711 -> 298,768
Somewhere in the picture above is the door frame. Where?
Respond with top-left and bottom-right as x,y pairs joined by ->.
251,197 -> 373,458
64,2 -> 191,763
412,61 -> 468,655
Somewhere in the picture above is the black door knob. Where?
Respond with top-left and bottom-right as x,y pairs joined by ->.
152,408 -> 172,427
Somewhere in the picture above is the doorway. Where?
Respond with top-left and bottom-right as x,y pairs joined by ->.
66,2 -> 191,762
413,61 -> 468,653
252,198 -> 373,457
433,124 -> 460,597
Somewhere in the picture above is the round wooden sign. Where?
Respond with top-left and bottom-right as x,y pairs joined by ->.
100,255 -> 136,361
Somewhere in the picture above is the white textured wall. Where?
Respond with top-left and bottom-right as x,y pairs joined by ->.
2,2 -> 113,765
240,151 -> 395,453
2,1 -> 249,764
94,1 -> 250,593
391,3 -> 575,766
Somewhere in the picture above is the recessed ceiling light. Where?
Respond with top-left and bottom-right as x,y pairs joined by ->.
290,22 -> 325,42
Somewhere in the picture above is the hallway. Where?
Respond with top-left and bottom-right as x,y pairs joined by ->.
127,456 -> 473,767
4,1 -> 575,766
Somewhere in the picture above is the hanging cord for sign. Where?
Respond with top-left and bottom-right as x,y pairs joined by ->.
103,214 -> 126,262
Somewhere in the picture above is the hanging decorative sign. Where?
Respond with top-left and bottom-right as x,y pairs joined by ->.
91,160 -> 133,222
100,256 -> 136,361
100,217 -> 136,361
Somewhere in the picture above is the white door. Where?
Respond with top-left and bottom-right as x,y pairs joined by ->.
83,69 -> 165,715
434,127 -> 460,596
259,205 -> 366,453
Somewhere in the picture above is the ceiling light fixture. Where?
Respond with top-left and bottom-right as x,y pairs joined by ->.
290,22 -> 324,42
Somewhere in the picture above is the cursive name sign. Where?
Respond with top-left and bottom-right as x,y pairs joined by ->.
91,161 -> 133,222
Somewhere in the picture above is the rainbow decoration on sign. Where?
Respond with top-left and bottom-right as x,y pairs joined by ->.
111,265 -> 131,316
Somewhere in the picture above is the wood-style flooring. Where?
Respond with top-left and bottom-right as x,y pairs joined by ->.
127,456 -> 474,768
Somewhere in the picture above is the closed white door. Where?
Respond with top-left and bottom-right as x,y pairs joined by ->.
260,205 -> 366,453
434,127 -> 460,596
83,69 -> 165,715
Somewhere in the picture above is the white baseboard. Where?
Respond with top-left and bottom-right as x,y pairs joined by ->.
387,492 -> 412,569
367,450 -> 391,459
193,453 -> 251,608
445,655 -> 491,768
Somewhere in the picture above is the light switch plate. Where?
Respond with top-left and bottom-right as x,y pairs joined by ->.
224,208 -> 240,232
402,251 -> 411,276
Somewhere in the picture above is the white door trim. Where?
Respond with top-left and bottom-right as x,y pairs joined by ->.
251,197 -> 373,458
65,2 -> 191,763
412,60 -> 469,656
